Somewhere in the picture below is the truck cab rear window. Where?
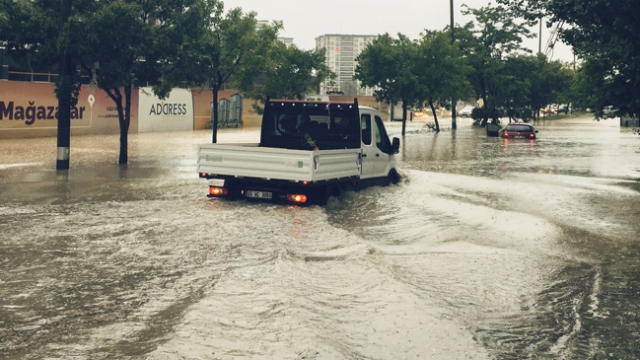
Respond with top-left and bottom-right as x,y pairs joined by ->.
260,101 -> 361,150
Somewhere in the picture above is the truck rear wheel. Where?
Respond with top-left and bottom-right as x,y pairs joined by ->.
312,186 -> 340,206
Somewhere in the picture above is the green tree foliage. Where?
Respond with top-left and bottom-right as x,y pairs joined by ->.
531,57 -> 572,117
499,55 -> 532,120
160,1 -> 279,143
237,42 -> 335,110
553,63 -> 578,109
497,0 -> 640,118
0,0 -> 85,121
570,59 -> 634,119
502,54 -> 572,120
456,4 -> 536,126
355,33 -> 420,136
414,30 -> 472,132
571,62 -> 602,114
0,0 -> 73,79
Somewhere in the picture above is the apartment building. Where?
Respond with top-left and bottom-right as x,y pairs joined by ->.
315,34 -> 377,96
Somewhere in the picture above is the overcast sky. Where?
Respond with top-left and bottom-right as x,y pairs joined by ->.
226,0 -> 575,63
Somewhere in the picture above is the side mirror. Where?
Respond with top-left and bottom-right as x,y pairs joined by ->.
391,137 -> 400,154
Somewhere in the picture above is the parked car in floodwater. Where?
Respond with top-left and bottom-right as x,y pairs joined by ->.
541,104 -> 557,115
499,123 -> 538,140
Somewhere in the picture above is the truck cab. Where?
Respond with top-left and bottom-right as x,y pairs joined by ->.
359,106 -> 400,186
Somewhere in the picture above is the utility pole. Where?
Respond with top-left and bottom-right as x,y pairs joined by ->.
538,19 -> 543,54
450,0 -> 457,130
56,0 -> 72,170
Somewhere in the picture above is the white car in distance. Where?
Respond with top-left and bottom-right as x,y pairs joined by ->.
458,105 -> 475,117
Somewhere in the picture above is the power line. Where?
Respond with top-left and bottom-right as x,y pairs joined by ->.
544,21 -> 563,60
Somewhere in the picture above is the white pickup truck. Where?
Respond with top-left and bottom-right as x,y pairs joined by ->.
197,98 -> 400,205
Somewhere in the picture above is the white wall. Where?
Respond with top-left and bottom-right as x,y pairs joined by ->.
138,87 -> 193,132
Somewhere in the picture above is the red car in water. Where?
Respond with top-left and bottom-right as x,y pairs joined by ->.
499,123 -> 538,139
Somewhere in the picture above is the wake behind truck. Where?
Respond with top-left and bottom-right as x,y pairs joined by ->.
197,98 -> 400,205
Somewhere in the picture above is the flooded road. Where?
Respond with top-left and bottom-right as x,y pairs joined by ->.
1,116 -> 639,359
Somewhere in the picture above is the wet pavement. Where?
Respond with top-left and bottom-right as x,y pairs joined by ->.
1,116 -> 639,359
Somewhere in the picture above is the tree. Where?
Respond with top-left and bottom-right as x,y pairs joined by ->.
78,0 -> 201,164
414,30 -> 473,132
497,0 -> 640,118
553,62 -> 577,111
237,42 -> 335,107
571,61 -> 602,114
1,0 -> 198,165
502,53 -> 572,120
456,5 -> 535,126
355,33 -> 420,136
162,1 -> 279,143
529,56 -> 572,118
499,55 -> 532,121
81,2 -> 147,165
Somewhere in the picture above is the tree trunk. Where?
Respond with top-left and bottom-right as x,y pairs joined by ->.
480,76 -> 489,127
119,85 -> 131,165
429,99 -> 440,132
119,117 -> 129,165
211,86 -> 220,143
105,87 -> 129,164
401,100 -> 407,136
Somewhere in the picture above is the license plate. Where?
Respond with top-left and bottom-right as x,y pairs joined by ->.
514,135 -> 524,138
210,179 -> 225,187
246,190 -> 273,199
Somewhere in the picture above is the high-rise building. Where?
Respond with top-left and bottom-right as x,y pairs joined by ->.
315,34 -> 377,96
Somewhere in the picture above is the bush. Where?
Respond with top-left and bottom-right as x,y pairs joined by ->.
471,107 -> 485,121
471,107 -> 506,122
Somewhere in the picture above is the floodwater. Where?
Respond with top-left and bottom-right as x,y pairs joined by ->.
1,116 -> 639,359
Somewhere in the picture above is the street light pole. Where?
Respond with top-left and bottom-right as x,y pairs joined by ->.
450,0 -> 455,43
450,0 -> 457,130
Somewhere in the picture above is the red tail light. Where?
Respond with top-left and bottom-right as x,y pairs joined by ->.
209,186 -> 229,196
286,194 -> 308,203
